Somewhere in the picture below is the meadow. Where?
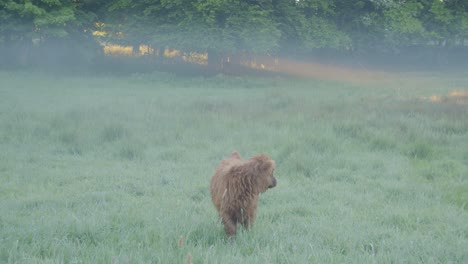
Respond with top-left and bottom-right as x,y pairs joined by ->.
0,70 -> 467,263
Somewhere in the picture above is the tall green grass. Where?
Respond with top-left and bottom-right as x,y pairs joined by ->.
0,71 -> 467,263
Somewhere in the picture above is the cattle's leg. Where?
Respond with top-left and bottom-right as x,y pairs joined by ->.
222,215 -> 237,238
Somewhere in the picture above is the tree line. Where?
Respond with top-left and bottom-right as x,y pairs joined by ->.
1,0 -> 467,70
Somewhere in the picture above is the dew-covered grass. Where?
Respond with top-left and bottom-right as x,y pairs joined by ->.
0,70 -> 467,263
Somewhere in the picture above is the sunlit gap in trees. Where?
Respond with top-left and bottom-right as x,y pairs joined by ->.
98,42 -> 390,83
99,42 -> 279,71
101,43 -> 208,65
93,24 -> 280,73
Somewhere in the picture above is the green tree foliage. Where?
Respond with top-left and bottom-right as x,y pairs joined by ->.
383,1 -> 426,48
221,2 -> 281,54
101,0 -> 281,54
0,0 -> 99,43
1,0 -> 467,69
421,0 -> 467,45
332,0 -> 467,53
273,0 -> 350,52
298,0 -> 350,49
0,0 -> 100,68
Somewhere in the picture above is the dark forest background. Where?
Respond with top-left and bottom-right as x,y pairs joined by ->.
1,0 -> 467,74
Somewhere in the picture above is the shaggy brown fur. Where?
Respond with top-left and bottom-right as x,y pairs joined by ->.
210,151 -> 277,237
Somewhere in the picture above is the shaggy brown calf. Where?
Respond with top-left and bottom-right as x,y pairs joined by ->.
210,151 -> 277,237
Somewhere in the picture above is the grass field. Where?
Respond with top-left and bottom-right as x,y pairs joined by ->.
0,70 -> 467,263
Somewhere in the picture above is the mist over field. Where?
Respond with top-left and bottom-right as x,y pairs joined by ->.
1,0 -> 468,263
1,0 -> 468,73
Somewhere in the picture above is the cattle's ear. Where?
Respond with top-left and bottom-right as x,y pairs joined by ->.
251,154 -> 274,173
230,151 -> 241,159
260,159 -> 274,173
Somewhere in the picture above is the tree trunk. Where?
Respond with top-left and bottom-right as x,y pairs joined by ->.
132,43 -> 140,56
207,48 -> 222,71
